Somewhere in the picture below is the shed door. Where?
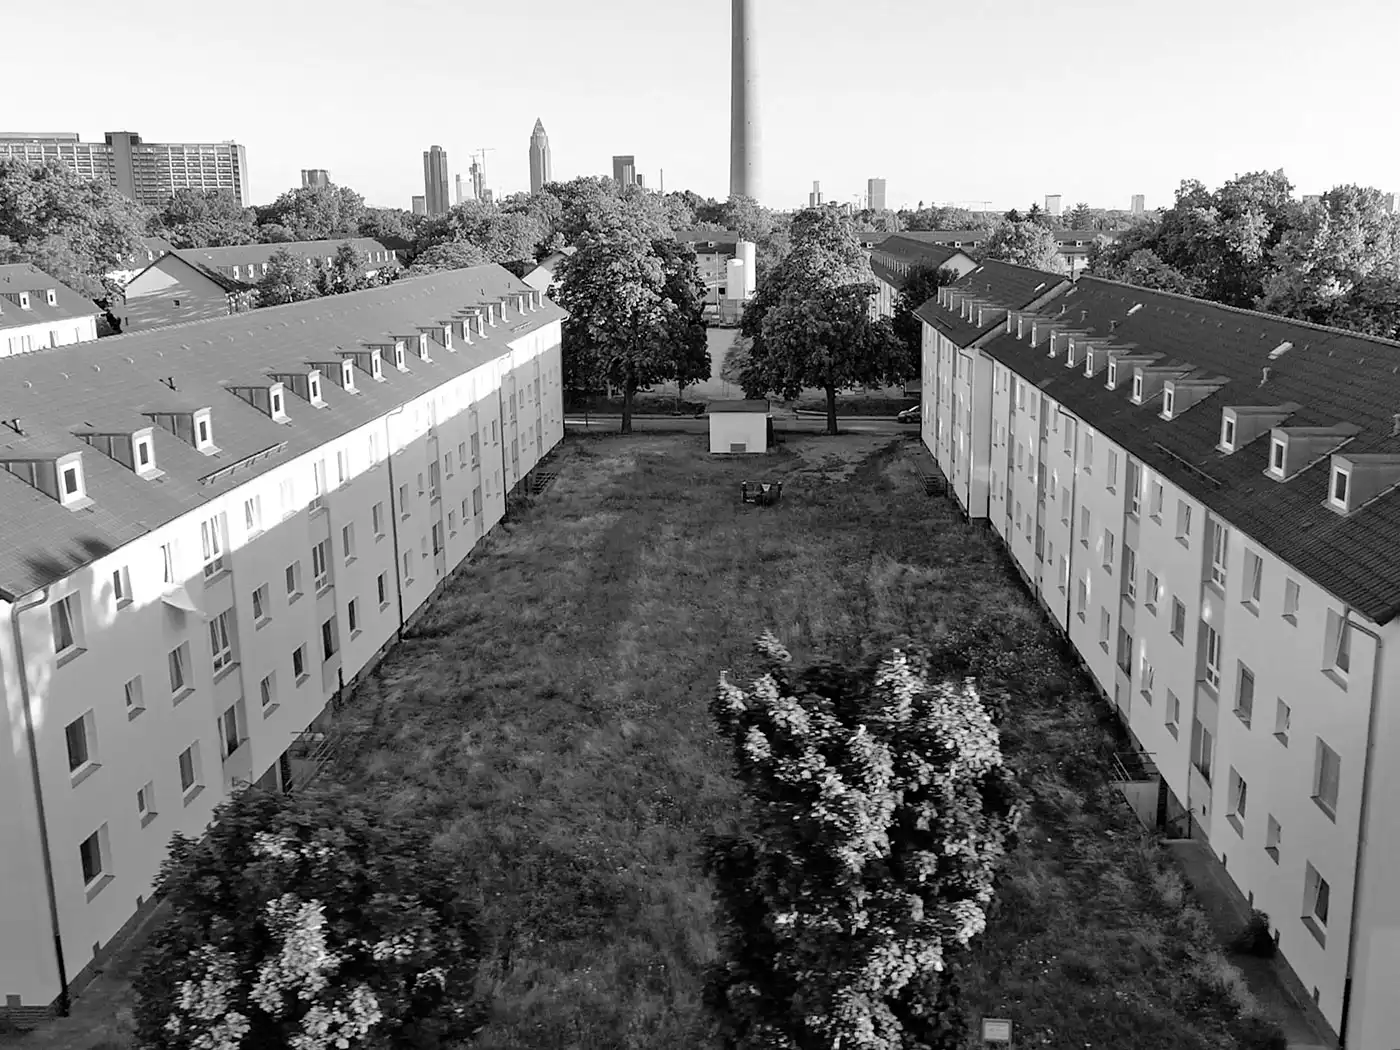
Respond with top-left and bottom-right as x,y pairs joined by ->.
730,442 -> 747,453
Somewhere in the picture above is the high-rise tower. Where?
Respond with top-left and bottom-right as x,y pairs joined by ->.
729,0 -> 759,201
422,145 -> 450,216
529,119 -> 552,194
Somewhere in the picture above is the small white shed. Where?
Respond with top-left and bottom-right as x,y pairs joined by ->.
709,399 -> 771,454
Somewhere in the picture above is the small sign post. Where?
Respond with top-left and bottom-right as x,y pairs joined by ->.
981,1017 -> 1013,1045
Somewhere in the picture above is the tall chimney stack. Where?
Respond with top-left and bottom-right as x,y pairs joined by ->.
730,0 -> 760,202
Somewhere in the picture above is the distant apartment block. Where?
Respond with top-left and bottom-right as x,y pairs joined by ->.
0,131 -> 250,207
809,181 -> 823,208
866,236 -> 978,322
0,267 -> 565,1019
0,265 -> 102,356
1045,194 -> 1062,217
119,239 -> 400,332
423,146 -> 450,217
1131,194 -> 1146,214
919,267 -> 1400,1050
412,195 -> 427,215
867,177 -> 887,212
300,169 -> 331,189
612,155 -> 637,187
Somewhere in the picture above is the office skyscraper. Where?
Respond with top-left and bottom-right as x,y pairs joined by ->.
455,174 -> 468,205
1131,194 -> 1145,214
301,169 -> 330,189
612,155 -> 637,187
411,195 -> 426,215
469,159 -> 484,202
1045,194 -> 1062,217
529,119 -> 552,194
730,0 -> 759,201
867,177 -> 887,212
422,145 -> 450,216
809,180 -> 823,207
0,130 -> 250,206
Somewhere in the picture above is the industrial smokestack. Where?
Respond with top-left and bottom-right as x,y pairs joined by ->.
730,0 -> 760,201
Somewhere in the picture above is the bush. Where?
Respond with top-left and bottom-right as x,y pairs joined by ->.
1235,1015 -> 1289,1050
1227,909 -> 1278,958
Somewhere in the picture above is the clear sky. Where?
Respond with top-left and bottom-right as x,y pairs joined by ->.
12,0 -> 1400,212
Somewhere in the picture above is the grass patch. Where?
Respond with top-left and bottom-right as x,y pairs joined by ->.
790,394 -> 918,416
318,432 -> 1278,1049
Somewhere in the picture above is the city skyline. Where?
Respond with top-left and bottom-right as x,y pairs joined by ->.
529,118 -> 552,194
8,0 -> 1400,210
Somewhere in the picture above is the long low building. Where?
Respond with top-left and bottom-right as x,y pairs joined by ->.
0,265 -> 102,357
119,238 -> 401,332
868,235 -> 979,320
0,265 -> 564,1019
920,270 -> 1400,1050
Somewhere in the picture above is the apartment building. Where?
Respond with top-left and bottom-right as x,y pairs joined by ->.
0,265 -> 565,1018
920,272 -> 1400,1049
120,239 -> 400,332
868,236 -> 979,321
0,265 -> 102,357
0,131 -> 249,207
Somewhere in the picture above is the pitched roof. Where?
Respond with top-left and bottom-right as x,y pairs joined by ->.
709,399 -> 770,413
979,275 -> 1400,623
0,264 -> 101,332
870,237 -> 972,290
0,265 -> 561,599
155,253 -> 248,294
672,229 -> 745,253
914,260 -> 1067,347
174,237 -> 397,273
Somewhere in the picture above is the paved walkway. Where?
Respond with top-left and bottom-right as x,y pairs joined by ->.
1165,840 -> 1336,1050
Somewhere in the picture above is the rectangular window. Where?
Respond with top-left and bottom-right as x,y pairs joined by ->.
429,462 -> 440,498
244,495 -> 262,534
79,827 -> 107,886
178,743 -> 202,797
137,781 -> 157,825
470,433 -> 480,466
312,540 -> 331,591
1116,626 -> 1132,674
1143,569 -> 1158,611
1166,690 -> 1181,737
1265,815 -> 1282,861
65,711 -> 94,772
1313,739 -> 1340,818
1170,598 -> 1186,642
1326,609 -> 1352,677
161,542 -> 178,584
1242,550 -> 1263,608
279,478 -> 295,517
473,486 -> 482,515
209,610 -> 235,674
1274,698 -> 1291,745
285,560 -> 302,598
321,617 -> 339,661
1227,768 -> 1248,832
1139,651 -> 1155,701
1107,449 -> 1118,490
336,449 -> 349,485
1283,579 -> 1300,622
399,483 -> 410,515
292,644 -> 307,680
1203,625 -> 1222,690
219,702 -> 243,758
252,583 -> 270,623
448,509 -> 458,534
112,566 -> 131,607
417,472 -> 425,496
124,675 -> 145,716
1079,507 -> 1090,546
1304,862 -> 1330,941
1082,430 -> 1094,469
1175,501 -> 1192,542
372,502 -> 385,537
168,642 -> 190,695
1060,486 -> 1070,523
1059,554 -> 1070,592
1191,718 -> 1213,783
457,441 -> 466,464
1210,521 -> 1229,588
260,673 -> 276,712
1099,607 -> 1111,647
1102,528 -> 1115,570
1149,480 -> 1164,519
51,594 -> 81,656
342,523 -> 356,562
348,598 -> 360,634
1126,460 -> 1142,516
201,515 -> 225,577
377,572 -> 388,607
403,551 -> 413,580
1235,664 -> 1255,726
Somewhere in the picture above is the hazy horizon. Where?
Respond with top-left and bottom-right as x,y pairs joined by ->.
13,0 -> 1399,212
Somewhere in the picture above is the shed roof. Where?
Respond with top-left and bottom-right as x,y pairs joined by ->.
709,399 -> 770,413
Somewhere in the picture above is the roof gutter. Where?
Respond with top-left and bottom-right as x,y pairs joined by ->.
1338,605 -> 1384,1048
9,587 -> 71,1017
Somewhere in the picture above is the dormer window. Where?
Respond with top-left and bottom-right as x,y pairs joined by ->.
1132,375 -> 1143,403
309,373 -> 323,405
135,434 -> 155,474
1270,437 -> 1285,474
1084,350 -> 1095,377
270,385 -> 287,422
1162,387 -> 1176,419
194,410 -> 215,453
1330,465 -> 1350,510
394,342 -> 407,370
46,288 -> 57,307
1220,416 -> 1236,451
371,351 -> 384,380
19,291 -> 31,310
233,265 -> 241,279
61,461 -> 82,501
342,360 -> 356,392
1107,361 -> 1116,389
417,333 -> 431,361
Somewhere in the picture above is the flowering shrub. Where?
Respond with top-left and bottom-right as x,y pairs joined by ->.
133,787 -> 485,1050
704,632 -> 1024,1050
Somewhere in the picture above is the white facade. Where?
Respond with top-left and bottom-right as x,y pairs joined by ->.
2,314 -> 99,357
709,409 -> 768,454
0,292 -> 564,1013
920,293 -> 1400,1049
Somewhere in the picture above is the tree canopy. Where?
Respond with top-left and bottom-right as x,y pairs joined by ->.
704,633 -> 1023,1050
257,248 -> 320,306
738,208 -> 901,434
412,200 -> 543,271
891,262 -> 960,379
0,158 -> 150,300
133,785 -> 486,1050
982,219 -> 1067,273
404,240 -> 491,278
255,184 -> 368,243
151,188 -> 258,249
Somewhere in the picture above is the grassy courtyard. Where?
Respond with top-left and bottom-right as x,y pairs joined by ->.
323,431 -> 1279,1049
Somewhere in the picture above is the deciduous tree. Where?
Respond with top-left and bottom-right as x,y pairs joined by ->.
256,248 -> 320,306
152,188 -> 257,248
891,262 -> 959,380
132,786 -> 486,1050
651,238 -> 711,408
983,219 -> 1067,273
404,240 -> 490,277
0,158 -> 150,300
740,209 -> 900,434
256,185 -> 367,242
318,241 -> 370,295
412,200 -> 543,271
704,633 -> 1023,1050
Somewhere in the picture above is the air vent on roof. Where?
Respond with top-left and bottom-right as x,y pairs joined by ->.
1268,341 -> 1293,360
1127,304 -> 1143,316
